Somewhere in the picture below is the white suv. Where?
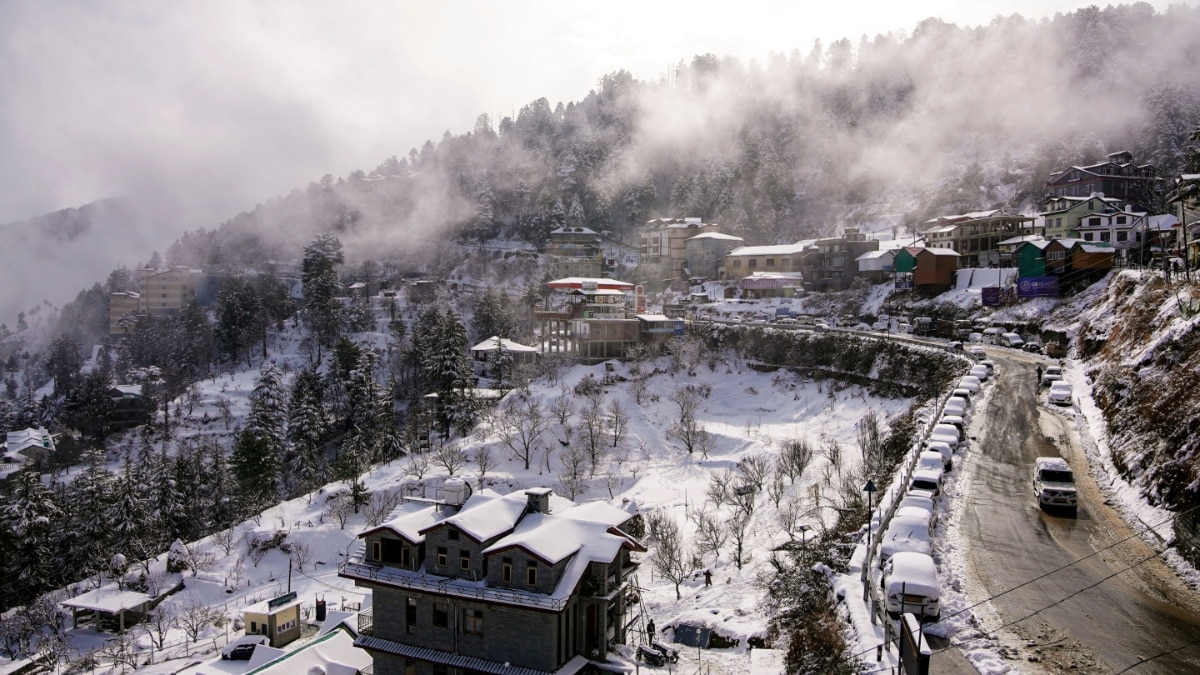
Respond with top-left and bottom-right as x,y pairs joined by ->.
1034,457 -> 1077,515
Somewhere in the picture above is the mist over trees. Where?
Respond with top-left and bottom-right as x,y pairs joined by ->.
136,4 -> 1200,274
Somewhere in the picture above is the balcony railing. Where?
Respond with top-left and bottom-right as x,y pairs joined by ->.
341,560 -> 569,611
358,607 -> 374,636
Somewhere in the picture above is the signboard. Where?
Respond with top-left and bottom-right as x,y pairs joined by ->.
1016,276 -> 1059,298
268,591 -> 298,610
635,284 -> 646,314
981,287 -> 1002,307
673,624 -> 712,648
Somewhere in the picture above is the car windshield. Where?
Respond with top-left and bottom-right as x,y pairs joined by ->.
1040,470 -> 1074,483
911,479 -> 938,490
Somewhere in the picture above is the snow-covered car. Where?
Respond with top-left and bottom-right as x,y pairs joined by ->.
945,395 -> 970,415
999,332 -> 1025,348
897,494 -> 939,529
979,359 -> 996,376
932,421 -> 962,443
1048,381 -> 1073,405
966,345 -> 986,358
1034,456 -> 1077,514
1022,341 -> 1044,354
881,552 -> 941,620
922,440 -> 954,471
950,387 -> 973,403
880,515 -> 933,562
928,427 -> 959,452
1041,365 -> 1064,386
909,469 -> 943,499
957,376 -> 982,394
969,364 -> 990,381
222,635 -> 268,660
917,451 -> 946,476
938,414 -> 965,436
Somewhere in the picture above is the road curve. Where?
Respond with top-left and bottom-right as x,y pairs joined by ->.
958,348 -> 1200,674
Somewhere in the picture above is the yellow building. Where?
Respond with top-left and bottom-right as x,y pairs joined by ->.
242,592 -> 303,648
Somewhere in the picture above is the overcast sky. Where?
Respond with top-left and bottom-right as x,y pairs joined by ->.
0,0 -> 1191,227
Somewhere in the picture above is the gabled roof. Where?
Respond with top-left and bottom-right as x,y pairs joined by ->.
916,247 -> 960,257
998,235 -> 1046,246
635,314 -> 674,322
728,240 -> 814,256
1073,244 -> 1115,254
470,337 -> 539,353
545,277 -> 634,290
687,232 -> 744,242
420,490 -> 530,542
360,500 -> 446,544
855,249 -> 895,261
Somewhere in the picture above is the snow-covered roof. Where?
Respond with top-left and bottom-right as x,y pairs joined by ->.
546,277 -> 634,290
362,500 -> 445,544
61,587 -> 152,613
917,247 -> 960,257
727,241 -> 813,257
551,226 -> 598,235
555,500 -> 634,528
470,336 -> 539,353
569,288 -> 627,297
112,384 -> 144,396
247,623 -> 369,675
243,593 -> 303,615
1074,244 -> 1114,254
421,490 -> 530,542
855,249 -> 894,261
635,314 -> 673,322
5,428 -> 53,456
687,232 -> 744,241
1148,214 -> 1179,231
998,235 -> 1045,246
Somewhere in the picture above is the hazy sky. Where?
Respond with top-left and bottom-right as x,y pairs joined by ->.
0,0 -> 1191,227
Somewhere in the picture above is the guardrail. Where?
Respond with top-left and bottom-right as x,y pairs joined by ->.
340,560 -> 569,611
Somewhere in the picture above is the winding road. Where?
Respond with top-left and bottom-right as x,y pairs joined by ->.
956,348 -> 1200,673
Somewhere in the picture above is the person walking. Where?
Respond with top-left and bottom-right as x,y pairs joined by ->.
1037,365 -> 1043,385
646,619 -> 655,643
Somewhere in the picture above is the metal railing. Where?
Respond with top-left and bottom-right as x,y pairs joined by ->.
341,560 -> 570,610
358,607 -> 373,636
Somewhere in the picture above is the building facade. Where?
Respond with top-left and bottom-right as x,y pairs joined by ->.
639,218 -> 719,278
684,232 -> 744,280
340,485 -> 644,675
720,241 -> 812,281
920,210 -> 1036,268
1045,151 -> 1160,208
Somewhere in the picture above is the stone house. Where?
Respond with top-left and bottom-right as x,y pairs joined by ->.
340,483 -> 644,675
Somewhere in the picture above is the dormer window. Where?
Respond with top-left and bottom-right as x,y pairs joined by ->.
437,547 -> 448,567
526,561 -> 539,586
460,551 -> 470,570
502,558 -> 513,583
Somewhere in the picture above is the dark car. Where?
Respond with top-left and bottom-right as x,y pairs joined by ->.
1022,342 -> 1043,354
223,644 -> 257,660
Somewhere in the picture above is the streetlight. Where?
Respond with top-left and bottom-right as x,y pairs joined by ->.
863,479 -> 877,553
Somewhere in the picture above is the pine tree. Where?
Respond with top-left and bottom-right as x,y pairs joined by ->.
287,367 -> 327,495
108,460 -> 154,573
302,233 -> 345,349
1,469 -> 62,602
231,428 -> 275,517
69,447 -> 114,578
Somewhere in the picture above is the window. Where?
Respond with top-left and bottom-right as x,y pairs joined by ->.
732,260 -> 741,268
1116,216 -> 1127,225
401,546 -> 411,568
460,551 -> 470,570
1084,233 -> 1094,241
406,598 -> 417,634
1100,232 -> 1110,242
250,621 -> 257,634
766,258 -> 775,267
433,602 -> 448,628
1088,217 -> 1101,226
527,561 -> 539,586
502,558 -> 512,583
372,541 -> 381,561
437,547 -> 448,567
1117,231 -> 1128,242
748,259 -> 757,268
463,608 -> 483,635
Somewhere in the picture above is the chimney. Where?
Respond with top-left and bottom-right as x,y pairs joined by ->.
525,488 -> 553,514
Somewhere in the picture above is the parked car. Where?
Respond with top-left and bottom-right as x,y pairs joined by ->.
1000,332 -> 1025,348
222,635 -> 269,660
923,440 -> 954,470
917,450 -> 947,476
939,414 -> 965,436
1041,365 -> 1064,386
909,469 -> 944,499
950,387 -> 973,403
929,426 -> 959,452
957,376 -> 982,394
1048,381 -> 1073,405
979,359 -> 996,376
945,395 -> 970,415
966,345 -> 986,358
897,494 -> 939,529
1022,341 -> 1044,354
1034,456 -> 1077,514
880,515 -> 933,562
982,326 -> 1005,343
881,552 -> 941,620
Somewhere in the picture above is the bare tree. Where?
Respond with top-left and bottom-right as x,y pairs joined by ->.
689,507 -> 728,562
780,438 -> 814,484
607,399 -> 629,448
665,335 -> 703,376
99,633 -> 138,671
822,437 -> 843,471
550,387 -> 575,425
497,396 -> 551,470
603,468 -> 623,499
558,442 -> 590,500
650,517 -> 691,600
405,447 -> 431,479
737,452 -> 771,493
212,527 -> 238,556
474,445 -> 496,491
433,438 -> 468,475
728,508 -> 753,570
140,602 -> 178,650
776,497 -> 805,541
177,599 -> 221,643
364,487 -> 403,527
578,390 -> 606,476
767,465 -> 786,508
323,494 -> 356,530
291,539 -> 314,573
228,556 -> 248,589
667,386 -> 707,454
707,469 -> 735,508
857,409 -> 882,461
630,376 -> 651,406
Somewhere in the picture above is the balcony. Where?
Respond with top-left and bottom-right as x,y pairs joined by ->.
358,607 -> 374,636
341,560 -> 569,611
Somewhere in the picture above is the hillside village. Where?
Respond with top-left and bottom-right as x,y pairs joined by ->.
3,4 -> 1200,672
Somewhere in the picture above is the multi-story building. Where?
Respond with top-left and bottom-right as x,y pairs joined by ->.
684,232 -> 744,280
108,266 -> 198,335
801,228 -> 880,291
920,210 -> 1036,267
547,227 -> 605,279
1045,151 -> 1160,208
1039,193 -> 1126,240
720,241 -> 813,281
639,218 -> 719,278
340,483 -> 644,675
